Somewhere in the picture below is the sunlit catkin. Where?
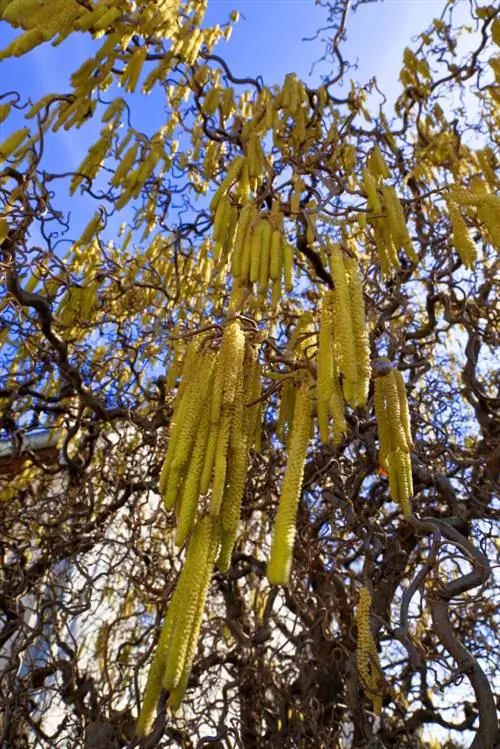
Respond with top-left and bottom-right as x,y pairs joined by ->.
211,320 -> 246,426
269,228 -> 283,280
356,587 -> 384,715
136,515 -> 213,736
448,201 -> 477,269
162,515 -> 215,692
373,376 -> 391,471
249,218 -> 263,284
345,251 -> 371,407
232,202 -> 253,277
175,403 -> 210,547
328,243 -> 358,400
167,517 -> 219,710
316,293 -> 335,443
393,369 -> 413,451
210,410 -> 232,516
217,362 -> 249,572
374,361 -> 413,514
267,379 -> 312,585
379,368 -> 409,453
389,449 -> 413,516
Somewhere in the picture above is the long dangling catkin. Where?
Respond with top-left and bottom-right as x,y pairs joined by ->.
283,240 -> 294,292
249,218 -> 263,284
379,369 -> 409,453
316,293 -> 335,444
373,376 -> 391,471
374,361 -> 413,514
389,449 -> 413,516
267,379 -> 312,585
345,251 -> 371,407
175,402 -> 211,547
158,342 -> 205,497
240,219 -> 254,281
368,145 -> 391,180
211,320 -> 246,426
136,516 -> 214,736
210,410 -> 232,516
162,515 -> 214,692
362,168 -> 382,213
393,369 -> 413,451
448,201 -> 477,269
356,587 -> 384,715
170,353 -> 217,472
199,422 -> 219,495
328,243 -> 358,401
269,228 -> 283,280
232,202 -> 253,277
167,517 -> 219,710
217,355 -> 250,572
258,219 -> 271,298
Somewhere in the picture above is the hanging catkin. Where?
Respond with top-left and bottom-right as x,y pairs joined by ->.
356,587 -> 384,715
267,378 -> 312,585
373,360 -> 413,515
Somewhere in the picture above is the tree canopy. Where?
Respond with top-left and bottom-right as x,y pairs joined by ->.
0,0 -> 499,747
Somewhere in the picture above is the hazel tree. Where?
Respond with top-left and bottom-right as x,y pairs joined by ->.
0,0 -> 499,747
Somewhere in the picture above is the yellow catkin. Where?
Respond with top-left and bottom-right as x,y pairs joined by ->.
240,220 -> 254,281
368,145 -> 391,180
159,351 -> 214,507
231,202 -> 253,277
328,363 -> 347,444
269,228 -> 283,280
271,276 -> 281,310
258,219 -> 271,297
316,293 -> 335,444
345,252 -> 371,407
373,377 -> 391,470
448,202 -> 477,269
381,184 -> 417,263
249,218 -> 263,283
328,244 -> 358,398
374,361 -> 413,513
212,193 -> 229,244
245,352 -> 262,448
356,587 -> 384,714
0,127 -> 29,162
373,223 -> 391,277
362,168 -> 382,213
199,423 -> 219,495
390,449 -> 413,516
175,403 -> 211,547
162,515 -> 213,691
210,410 -> 232,516
170,354 -> 216,472
217,362 -> 249,572
211,320 -> 246,426
267,380 -> 312,585
136,516 -> 213,736
379,369 -> 409,453
283,240 -> 294,292
167,517 -> 219,710
393,369 -> 413,451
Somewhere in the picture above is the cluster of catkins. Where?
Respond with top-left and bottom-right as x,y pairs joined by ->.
356,587 -> 385,714
137,241 -> 416,731
137,320 -> 261,733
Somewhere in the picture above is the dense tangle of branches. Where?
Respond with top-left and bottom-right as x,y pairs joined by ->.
0,0 -> 499,747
